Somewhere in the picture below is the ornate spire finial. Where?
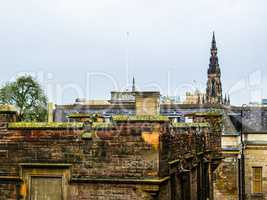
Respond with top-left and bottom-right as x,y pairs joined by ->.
208,31 -> 220,74
212,31 -> 217,48
132,77 -> 136,92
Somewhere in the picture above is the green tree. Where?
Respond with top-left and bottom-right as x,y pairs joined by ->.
0,75 -> 48,121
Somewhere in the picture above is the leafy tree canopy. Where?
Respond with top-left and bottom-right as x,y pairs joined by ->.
0,75 -> 48,121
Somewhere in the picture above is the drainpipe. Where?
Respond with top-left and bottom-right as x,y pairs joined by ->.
239,104 -> 247,200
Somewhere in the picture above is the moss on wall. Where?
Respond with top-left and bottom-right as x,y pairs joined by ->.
67,113 -> 93,118
112,115 -> 169,122
172,122 -> 210,128
81,132 -> 93,139
8,122 -> 83,129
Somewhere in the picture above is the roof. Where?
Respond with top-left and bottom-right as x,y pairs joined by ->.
222,111 -> 238,134
75,100 -> 111,105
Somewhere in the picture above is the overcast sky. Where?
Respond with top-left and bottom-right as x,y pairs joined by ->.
0,0 -> 266,105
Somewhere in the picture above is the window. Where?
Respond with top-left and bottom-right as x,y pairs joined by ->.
252,167 -> 262,193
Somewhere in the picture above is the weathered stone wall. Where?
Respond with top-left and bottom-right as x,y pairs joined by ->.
0,123 -> 164,179
135,92 -> 160,116
243,108 -> 267,132
170,127 -> 208,160
191,113 -> 223,156
68,183 -> 154,200
0,121 -> 166,199
245,147 -> 267,200
0,112 -> 222,200
214,156 -> 238,200
0,182 -> 18,200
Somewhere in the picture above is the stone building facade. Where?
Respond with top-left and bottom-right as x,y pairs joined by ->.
213,106 -> 267,200
1,32 -> 266,200
0,105 -> 222,200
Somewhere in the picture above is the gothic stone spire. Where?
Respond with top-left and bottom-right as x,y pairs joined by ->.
132,77 -> 136,92
206,32 -> 223,104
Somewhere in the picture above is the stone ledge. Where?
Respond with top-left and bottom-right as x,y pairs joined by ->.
70,176 -> 170,185
92,122 -> 114,129
8,122 -> 83,129
222,150 -> 239,154
251,193 -> 264,197
81,132 -> 93,139
246,141 -> 267,145
211,156 -> 225,161
168,159 -> 180,166
197,152 -> 204,156
19,163 -> 72,168
184,154 -> 194,160
173,122 -> 209,128
0,176 -> 21,181
186,111 -> 222,117
67,113 -> 93,118
67,113 -> 104,119
222,133 -> 240,136
112,115 -> 169,122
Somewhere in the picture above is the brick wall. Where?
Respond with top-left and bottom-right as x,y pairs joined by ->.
0,113 -> 222,200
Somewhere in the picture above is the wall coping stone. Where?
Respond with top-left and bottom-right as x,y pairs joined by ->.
185,112 -> 222,117
70,176 -> 170,185
19,163 -> 72,168
173,122 -> 210,128
8,122 -> 83,129
112,115 -> 169,122
0,176 -> 22,182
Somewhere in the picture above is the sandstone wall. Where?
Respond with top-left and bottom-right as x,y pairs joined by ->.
0,111 -> 222,200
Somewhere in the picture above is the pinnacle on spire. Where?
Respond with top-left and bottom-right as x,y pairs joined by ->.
208,31 -> 220,75
212,31 -> 217,49
224,93 -> 227,105
132,77 -> 136,92
202,94 -> 205,104
197,93 -> 201,104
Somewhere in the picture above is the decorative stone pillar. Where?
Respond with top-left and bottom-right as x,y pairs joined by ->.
0,105 -> 17,133
135,92 -> 160,116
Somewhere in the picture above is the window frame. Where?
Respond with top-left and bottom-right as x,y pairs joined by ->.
252,166 -> 262,194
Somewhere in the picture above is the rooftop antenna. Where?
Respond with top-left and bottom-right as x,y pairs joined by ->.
125,32 -> 130,89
